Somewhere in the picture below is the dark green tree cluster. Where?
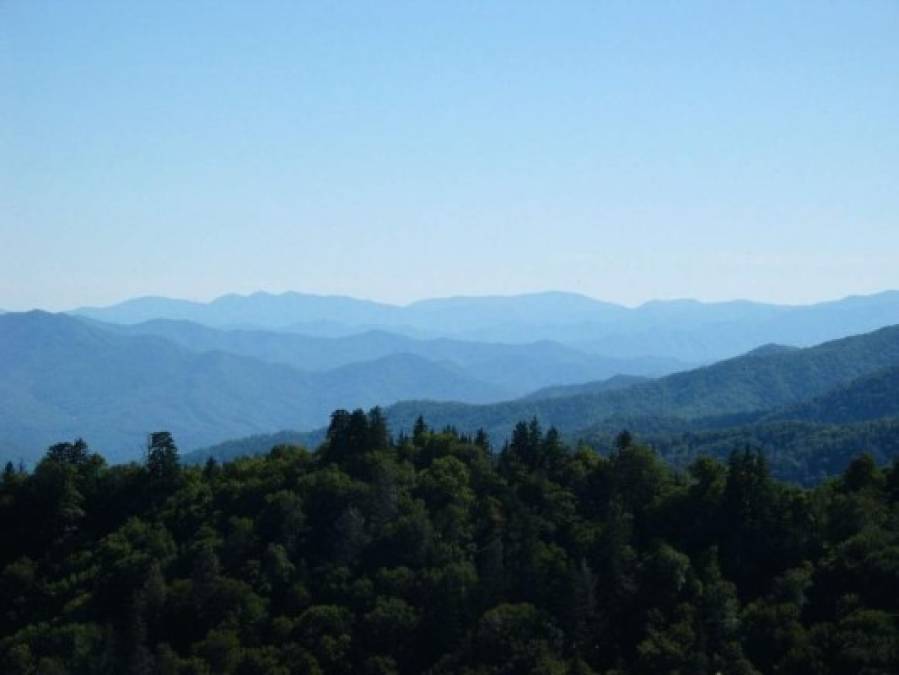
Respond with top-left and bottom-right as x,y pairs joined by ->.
2,410 -> 898,674
635,417 -> 899,486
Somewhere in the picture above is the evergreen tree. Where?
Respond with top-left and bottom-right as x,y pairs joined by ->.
2,416 -> 898,673
413,416 -> 428,445
146,432 -> 180,490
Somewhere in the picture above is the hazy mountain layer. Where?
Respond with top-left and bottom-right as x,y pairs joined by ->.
0,312 -> 506,464
382,324 -> 899,441
96,318 -> 684,396
185,325 -> 899,468
72,289 -> 899,362
521,374 -> 651,400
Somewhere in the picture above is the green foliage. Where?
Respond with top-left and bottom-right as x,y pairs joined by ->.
617,416 -> 899,486
1,414 -> 898,673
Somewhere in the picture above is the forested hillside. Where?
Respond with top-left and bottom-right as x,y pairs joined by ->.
385,325 -> 899,442
521,375 -> 650,401
184,429 -> 328,466
585,417 -> 899,486
182,327 -> 899,481
5,313 -> 899,476
763,366 -> 899,425
2,411 -> 898,674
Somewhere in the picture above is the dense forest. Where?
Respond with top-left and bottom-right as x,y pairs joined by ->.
2,409 -> 898,674
584,417 -> 899,487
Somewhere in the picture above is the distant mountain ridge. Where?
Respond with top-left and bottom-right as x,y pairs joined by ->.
743,343 -> 800,357
521,374 -> 651,400
0,312 -> 508,465
72,289 -> 899,362
73,291 -> 622,330
7,291 -> 899,469
381,324 -> 899,442
94,318 -> 685,396
187,323 -> 899,469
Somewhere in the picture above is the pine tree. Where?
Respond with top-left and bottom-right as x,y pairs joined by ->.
146,432 -> 180,489
367,407 -> 390,450
413,416 -> 428,445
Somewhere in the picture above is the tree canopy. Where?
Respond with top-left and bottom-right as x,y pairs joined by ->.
1,411 -> 898,673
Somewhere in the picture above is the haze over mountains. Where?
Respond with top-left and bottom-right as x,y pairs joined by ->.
0,312 -> 507,463
74,289 -> 899,362
2,289 -> 899,467
0,307 -> 682,464
190,326 -> 899,481
383,324 -> 899,439
95,319 -> 683,396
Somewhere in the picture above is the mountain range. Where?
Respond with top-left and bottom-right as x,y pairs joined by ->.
0,312 -> 506,463
95,318 -> 685,395
380,324 -> 899,440
73,289 -> 899,362
186,323 -> 899,476
0,310 -> 683,464
3,289 -> 899,470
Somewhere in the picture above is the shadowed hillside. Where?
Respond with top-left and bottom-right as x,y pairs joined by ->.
0,312 -> 506,464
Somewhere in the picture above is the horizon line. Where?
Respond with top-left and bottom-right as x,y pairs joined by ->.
3,287 -> 896,315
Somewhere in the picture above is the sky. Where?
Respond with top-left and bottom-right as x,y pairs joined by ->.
2,1 -> 898,311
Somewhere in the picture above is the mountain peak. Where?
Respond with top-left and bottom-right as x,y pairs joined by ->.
743,343 -> 800,357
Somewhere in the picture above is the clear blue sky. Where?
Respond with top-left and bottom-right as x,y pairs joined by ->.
2,1 -> 898,310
